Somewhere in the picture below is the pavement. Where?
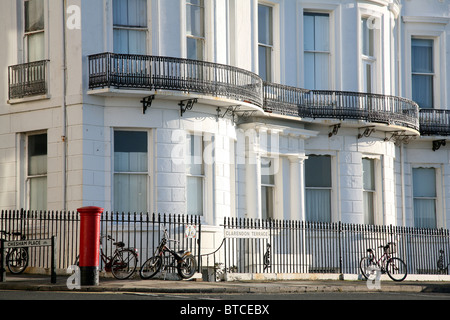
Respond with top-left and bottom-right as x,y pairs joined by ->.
1,273 -> 450,295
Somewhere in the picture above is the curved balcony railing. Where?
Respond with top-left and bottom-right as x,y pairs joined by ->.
88,53 -> 263,108
264,82 -> 420,132
419,109 -> 450,136
87,54 -> 425,133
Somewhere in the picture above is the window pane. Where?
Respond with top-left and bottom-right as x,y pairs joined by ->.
25,0 -> 44,32
186,134 -> 203,175
187,176 -> 203,215
363,191 -> 374,225
128,29 -> 147,55
27,31 -> 45,62
258,45 -> 271,82
304,12 -> 329,51
114,174 -> 147,213
113,0 -> 147,27
314,52 -> 329,90
304,52 -> 315,89
412,74 -> 433,109
28,134 -> 47,176
413,168 -> 436,197
30,176 -> 47,211
412,39 -> 433,73
305,189 -> 331,222
114,131 -> 148,172
361,18 -> 374,57
187,37 -> 204,60
305,155 -> 331,188
303,15 -> 314,51
261,158 -> 274,185
414,199 -> 436,229
362,158 -> 375,191
314,14 -> 329,52
186,2 -> 204,37
261,186 -> 274,219
258,5 -> 273,46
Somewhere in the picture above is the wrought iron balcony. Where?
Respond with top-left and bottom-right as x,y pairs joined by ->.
419,109 -> 450,136
264,82 -> 420,132
88,53 -> 263,108
8,60 -> 49,100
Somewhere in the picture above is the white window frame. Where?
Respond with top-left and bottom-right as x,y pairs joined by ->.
303,11 -> 331,90
358,11 -> 381,94
261,157 -> 275,220
362,157 -> 384,225
411,166 -> 443,229
112,129 -> 152,214
185,133 -> 205,216
258,3 -> 274,82
403,17 -> 447,109
304,154 -> 333,223
23,0 -> 46,62
185,0 -> 205,60
24,131 -> 48,211
411,37 -> 435,109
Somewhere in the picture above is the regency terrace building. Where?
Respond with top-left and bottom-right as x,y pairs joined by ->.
1,0 -> 450,234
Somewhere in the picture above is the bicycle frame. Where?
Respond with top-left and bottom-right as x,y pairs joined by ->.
99,235 -> 138,271
155,230 -> 190,270
366,247 -> 392,272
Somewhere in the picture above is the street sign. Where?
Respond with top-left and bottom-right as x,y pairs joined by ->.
224,228 -> 270,239
4,239 -> 52,249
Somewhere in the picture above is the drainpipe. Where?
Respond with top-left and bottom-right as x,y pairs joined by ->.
61,0 -> 68,210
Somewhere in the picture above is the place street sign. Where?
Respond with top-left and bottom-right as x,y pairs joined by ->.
4,239 -> 52,249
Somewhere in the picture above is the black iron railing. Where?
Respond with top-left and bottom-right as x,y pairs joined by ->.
419,109 -> 450,136
8,60 -> 49,100
217,218 -> 450,277
264,82 -> 420,132
88,52 -> 263,108
0,210 -> 201,273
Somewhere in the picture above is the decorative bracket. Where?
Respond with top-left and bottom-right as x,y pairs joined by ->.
384,131 -> 416,145
433,140 -> 447,152
328,124 -> 341,138
358,127 -> 376,139
216,105 -> 257,124
179,98 -> 198,117
141,95 -> 155,114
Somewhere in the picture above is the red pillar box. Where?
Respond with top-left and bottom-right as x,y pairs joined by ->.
78,206 -> 103,286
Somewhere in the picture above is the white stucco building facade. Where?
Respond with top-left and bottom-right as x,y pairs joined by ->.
1,0 -> 450,233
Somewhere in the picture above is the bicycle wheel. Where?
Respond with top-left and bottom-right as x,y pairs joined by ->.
177,254 -> 197,279
140,256 -> 162,280
386,257 -> 407,282
359,256 -> 377,280
7,248 -> 28,274
111,249 -> 138,280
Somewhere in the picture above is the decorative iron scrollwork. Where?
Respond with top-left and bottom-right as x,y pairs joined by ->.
179,98 -> 198,117
328,124 -> 341,137
141,95 -> 155,114
433,140 -> 447,152
358,127 -> 376,139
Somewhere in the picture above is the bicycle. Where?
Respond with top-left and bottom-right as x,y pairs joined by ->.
0,231 -> 28,274
437,249 -> 450,274
140,227 -> 197,280
76,235 -> 138,280
360,242 -> 407,282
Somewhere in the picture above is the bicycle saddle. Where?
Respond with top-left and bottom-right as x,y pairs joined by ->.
114,242 -> 125,248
